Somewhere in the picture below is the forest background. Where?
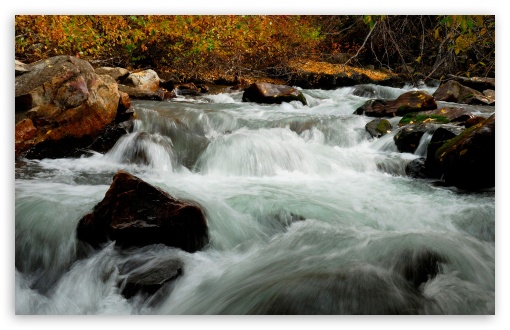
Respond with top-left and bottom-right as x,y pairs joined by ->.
15,15 -> 495,83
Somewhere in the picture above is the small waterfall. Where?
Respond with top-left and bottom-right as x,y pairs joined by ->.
104,131 -> 176,172
414,132 -> 434,158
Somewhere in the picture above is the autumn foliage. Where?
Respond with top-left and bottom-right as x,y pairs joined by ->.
15,15 -> 495,82
15,15 -> 323,80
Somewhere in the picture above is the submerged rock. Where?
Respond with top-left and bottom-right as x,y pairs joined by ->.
15,55 -> 119,158
392,249 -> 448,289
357,90 -> 437,117
435,114 -> 495,190
118,252 -> 184,300
242,82 -> 307,105
77,171 -> 209,252
245,266 -> 433,314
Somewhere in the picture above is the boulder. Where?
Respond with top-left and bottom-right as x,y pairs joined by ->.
357,91 -> 437,117
445,74 -> 495,92
424,125 -> 465,177
242,82 -> 307,105
394,123 -> 436,154
94,67 -> 130,82
15,56 -> 120,158
433,80 -> 494,105
15,60 -> 29,76
77,171 -> 209,252
398,107 -> 473,126
175,82 -> 201,96
121,69 -> 160,92
365,118 -> 392,138
435,114 -> 495,190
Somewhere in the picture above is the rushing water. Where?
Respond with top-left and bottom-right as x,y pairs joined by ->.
15,84 -> 495,315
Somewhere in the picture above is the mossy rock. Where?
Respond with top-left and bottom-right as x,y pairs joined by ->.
365,118 -> 392,138
434,114 -> 495,190
399,113 -> 451,126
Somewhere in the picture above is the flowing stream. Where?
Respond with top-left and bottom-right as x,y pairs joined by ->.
15,84 -> 495,314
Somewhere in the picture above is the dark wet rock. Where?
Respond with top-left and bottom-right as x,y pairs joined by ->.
118,253 -> 183,300
398,107 -> 473,126
405,158 -> 434,179
116,91 -> 132,122
357,91 -> 437,117
435,114 -> 495,190
392,249 -> 448,289
445,74 -> 495,92
77,171 -> 209,252
87,121 -> 134,153
94,67 -> 130,82
433,80 -> 494,105
464,116 -> 487,128
424,125 -> 465,178
175,82 -> 201,96
196,83 -> 209,94
394,123 -> 436,154
365,118 -> 392,138
242,82 -> 307,105
121,69 -> 160,92
15,56 -> 119,158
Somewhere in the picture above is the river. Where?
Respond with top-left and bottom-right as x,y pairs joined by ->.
15,84 -> 495,314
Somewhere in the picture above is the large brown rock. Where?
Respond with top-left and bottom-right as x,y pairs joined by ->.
121,69 -> 160,92
15,56 -> 120,158
77,171 -> 209,252
358,91 -> 437,117
94,66 -> 130,82
433,80 -> 494,105
435,114 -> 495,190
242,82 -> 307,105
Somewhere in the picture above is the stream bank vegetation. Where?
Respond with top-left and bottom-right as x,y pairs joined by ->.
15,15 -> 495,84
